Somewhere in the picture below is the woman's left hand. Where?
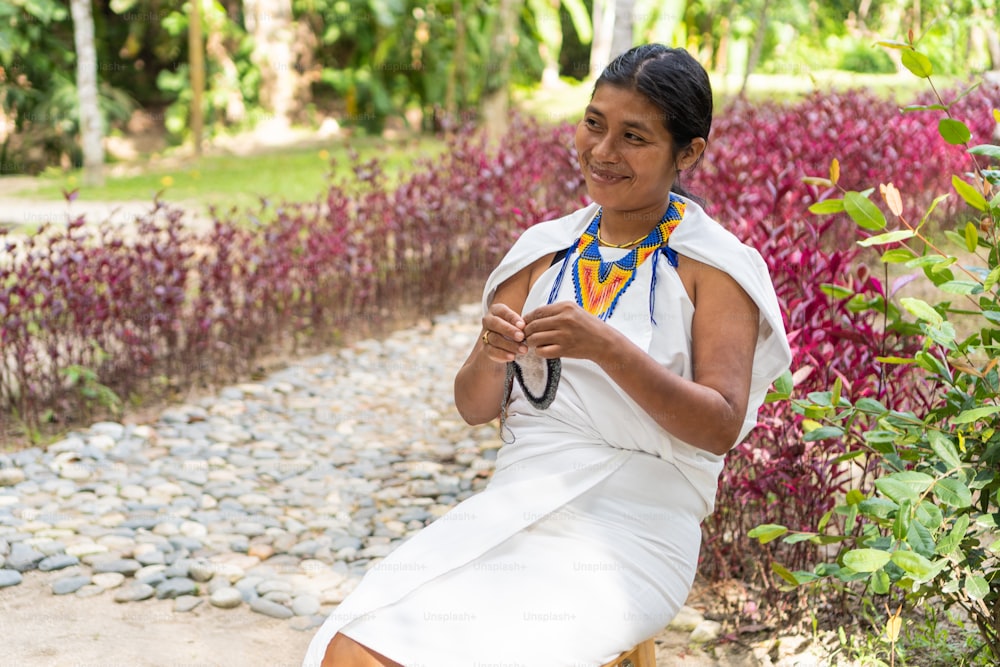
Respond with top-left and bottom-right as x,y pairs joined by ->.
521,302 -> 614,362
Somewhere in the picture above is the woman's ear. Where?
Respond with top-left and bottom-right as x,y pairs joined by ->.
677,137 -> 707,171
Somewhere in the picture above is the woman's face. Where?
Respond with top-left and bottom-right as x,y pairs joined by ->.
574,84 -> 694,218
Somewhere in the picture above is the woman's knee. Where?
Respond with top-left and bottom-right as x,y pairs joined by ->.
321,633 -> 402,667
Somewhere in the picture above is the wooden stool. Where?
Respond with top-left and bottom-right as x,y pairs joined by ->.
600,638 -> 655,667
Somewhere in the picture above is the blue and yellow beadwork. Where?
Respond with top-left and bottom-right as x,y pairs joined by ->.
571,195 -> 686,320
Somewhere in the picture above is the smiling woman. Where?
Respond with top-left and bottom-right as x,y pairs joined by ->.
303,44 -> 792,667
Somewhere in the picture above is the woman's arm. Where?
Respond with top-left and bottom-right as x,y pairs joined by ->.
453,254 -> 554,425
522,257 -> 759,455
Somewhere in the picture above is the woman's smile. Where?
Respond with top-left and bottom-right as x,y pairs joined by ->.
587,165 -> 630,184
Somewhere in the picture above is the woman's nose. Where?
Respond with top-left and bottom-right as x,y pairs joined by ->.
591,133 -> 619,163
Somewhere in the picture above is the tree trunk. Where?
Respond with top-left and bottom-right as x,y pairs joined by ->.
245,0 -> 300,134
589,0 -> 615,78
481,0 -> 521,148
188,0 -> 206,154
739,0 -> 771,98
609,0 -> 634,58
529,0 -> 563,88
69,0 -> 104,186
445,0 -> 467,127
984,5 -> 1000,71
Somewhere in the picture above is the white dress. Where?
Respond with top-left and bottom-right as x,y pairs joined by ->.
302,198 -> 792,667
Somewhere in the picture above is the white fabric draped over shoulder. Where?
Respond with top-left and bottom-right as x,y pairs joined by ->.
482,198 -> 791,506
302,198 -> 792,667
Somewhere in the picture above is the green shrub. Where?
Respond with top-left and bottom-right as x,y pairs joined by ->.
839,42 -> 897,74
753,34 -> 1000,663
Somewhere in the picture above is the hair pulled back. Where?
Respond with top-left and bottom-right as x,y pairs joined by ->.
594,44 -> 712,200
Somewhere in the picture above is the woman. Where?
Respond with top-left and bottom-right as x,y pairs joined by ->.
304,44 -> 791,667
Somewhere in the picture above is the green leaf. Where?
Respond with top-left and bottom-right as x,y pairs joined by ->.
877,471 -> 934,503
871,569 -> 891,594
934,515 -> 969,556
937,280 -> 981,295
968,144 -> 1000,160
952,405 -> 1000,424
907,521 -> 936,558
919,193 -> 950,230
984,266 -> 1000,291
773,369 -> 793,396
915,500 -> 943,530
771,562 -> 800,586
834,449 -> 868,463
965,220 -> 979,252
859,497 -> 898,519
965,575 -> 990,600
876,478 -> 920,504
875,356 -> 918,365
831,376 -> 843,409
952,175 -> 988,211
748,524 -> 788,544
900,297 -> 943,325
901,103 -> 947,113
938,118 -> 972,145
856,397 -> 888,414
877,39 -> 913,50
846,489 -> 866,505
820,283 -> 854,299
932,478 -> 973,508
944,229 -> 969,249
844,191 -> 887,231
890,549 -> 937,579
930,256 -> 957,274
843,548 -> 892,572
809,198 -> 845,214
804,426 -> 845,441
893,502 -> 910,539
905,254 -> 950,269
858,230 -> 915,247
881,248 -> 915,263
901,49 -> 933,77
928,431 -> 963,470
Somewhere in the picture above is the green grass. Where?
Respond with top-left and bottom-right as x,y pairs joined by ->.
25,134 -> 447,215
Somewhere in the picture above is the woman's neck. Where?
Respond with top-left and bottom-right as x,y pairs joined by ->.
598,201 -> 670,247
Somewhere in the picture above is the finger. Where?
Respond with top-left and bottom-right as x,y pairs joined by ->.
522,304 -> 556,325
483,331 -> 526,361
524,329 -> 560,351
485,308 -> 525,342
491,303 -> 527,328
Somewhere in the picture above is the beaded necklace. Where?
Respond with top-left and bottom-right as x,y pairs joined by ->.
560,195 -> 686,320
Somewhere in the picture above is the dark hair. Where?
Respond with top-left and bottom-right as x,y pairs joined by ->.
594,44 -> 712,201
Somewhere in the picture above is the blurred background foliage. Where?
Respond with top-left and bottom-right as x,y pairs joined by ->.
1,0 -> 998,174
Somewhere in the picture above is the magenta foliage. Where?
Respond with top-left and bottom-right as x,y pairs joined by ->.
687,87 -> 984,587
0,116 -> 583,439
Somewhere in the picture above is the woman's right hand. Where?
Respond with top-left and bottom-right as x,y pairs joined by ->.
481,303 -> 528,362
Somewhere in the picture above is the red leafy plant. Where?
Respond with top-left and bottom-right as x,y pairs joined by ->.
0,116 -> 583,441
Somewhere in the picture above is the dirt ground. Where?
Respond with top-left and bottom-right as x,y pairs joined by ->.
0,569 -> 770,667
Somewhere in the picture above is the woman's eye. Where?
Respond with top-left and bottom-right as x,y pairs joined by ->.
585,118 -> 600,128
625,133 -> 645,142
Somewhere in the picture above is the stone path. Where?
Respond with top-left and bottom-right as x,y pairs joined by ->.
0,303 -> 772,666
0,305 -> 498,628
